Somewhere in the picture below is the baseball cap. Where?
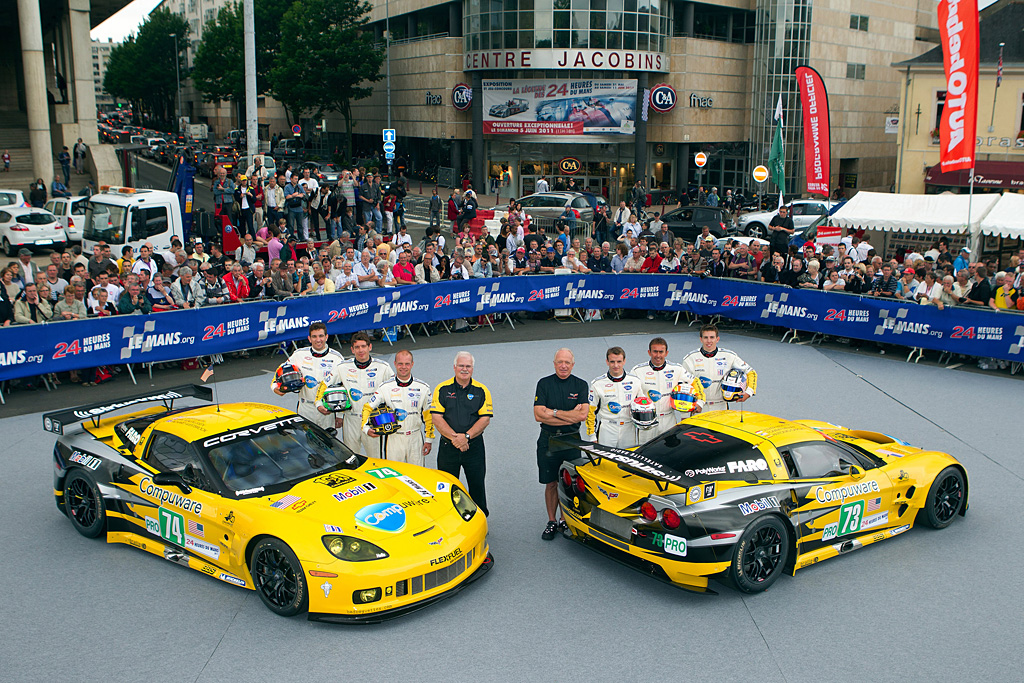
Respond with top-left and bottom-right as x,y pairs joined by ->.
546,247 -> 555,253
825,255 -> 836,261
960,246 -> 971,253
18,247 -> 31,256
903,267 -> 914,275
517,247 -> 525,254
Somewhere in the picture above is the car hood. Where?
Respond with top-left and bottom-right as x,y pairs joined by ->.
265,464 -> 455,536
738,209 -> 777,224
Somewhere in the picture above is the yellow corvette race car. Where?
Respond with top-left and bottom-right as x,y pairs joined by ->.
555,410 -> 968,594
44,385 -> 492,622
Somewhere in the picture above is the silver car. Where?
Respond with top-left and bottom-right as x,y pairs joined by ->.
736,199 -> 830,239
516,192 -> 606,224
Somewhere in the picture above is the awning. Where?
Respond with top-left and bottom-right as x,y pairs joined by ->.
979,192 -> 1024,239
830,191 -> 1000,234
925,161 -> 1024,190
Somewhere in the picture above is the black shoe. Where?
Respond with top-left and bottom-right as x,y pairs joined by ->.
542,521 -> 558,541
557,520 -> 568,533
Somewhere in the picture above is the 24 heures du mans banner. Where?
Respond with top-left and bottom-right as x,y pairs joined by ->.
794,66 -> 830,197
937,0 -> 980,172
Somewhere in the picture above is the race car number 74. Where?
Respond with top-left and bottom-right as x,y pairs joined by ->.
159,508 -> 186,546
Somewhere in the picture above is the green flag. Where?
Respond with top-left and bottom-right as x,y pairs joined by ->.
767,95 -> 785,204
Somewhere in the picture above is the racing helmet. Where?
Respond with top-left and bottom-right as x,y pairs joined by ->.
721,369 -> 748,402
630,395 -> 658,430
316,384 -> 351,413
367,406 -> 400,435
275,363 -> 305,393
671,382 -> 698,413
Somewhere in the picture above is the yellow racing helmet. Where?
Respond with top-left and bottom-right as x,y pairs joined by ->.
721,369 -> 748,402
671,382 -> 698,412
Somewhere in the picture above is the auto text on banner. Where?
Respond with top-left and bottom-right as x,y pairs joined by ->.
0,276 -> 1022,382
937,0 -> 980,173
794,65 -> 831,197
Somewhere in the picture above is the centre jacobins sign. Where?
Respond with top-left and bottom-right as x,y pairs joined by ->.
464,48 -> 669,72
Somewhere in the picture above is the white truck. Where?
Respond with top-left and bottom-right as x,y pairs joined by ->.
188,123 -> 209,141
82,186 -> 184,254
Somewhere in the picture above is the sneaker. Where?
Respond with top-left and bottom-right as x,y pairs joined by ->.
542,521 -> 558,541
557,519 -> 568,533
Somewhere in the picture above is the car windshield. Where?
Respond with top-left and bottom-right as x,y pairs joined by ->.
637,425 -> 761,480
83,201 -> 127,242
203,418 -> 364,495
17,212 -> 56,225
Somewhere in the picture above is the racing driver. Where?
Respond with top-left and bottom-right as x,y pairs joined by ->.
681,323 -> 757,411
630,337 -> 704,438
361,349 -> 434,465
338,331 -> 395,456
586,346 -> 643,448
272,321 -> 346,430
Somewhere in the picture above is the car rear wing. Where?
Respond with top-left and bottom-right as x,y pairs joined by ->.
42,384 -> 213,435
551,436 -> 691,492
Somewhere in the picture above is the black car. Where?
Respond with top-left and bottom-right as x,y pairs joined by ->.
659,205 -> 731,242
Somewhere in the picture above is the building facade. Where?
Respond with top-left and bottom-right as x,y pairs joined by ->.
345,0 -> 938,203
92,38 -> 116,109
894,0 -> 1024,196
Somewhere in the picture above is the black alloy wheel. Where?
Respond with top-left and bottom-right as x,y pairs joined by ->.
64,469 -> 106,538
923,467 -> 965,529
729,515 -> 790,593
250,538 -> 308,617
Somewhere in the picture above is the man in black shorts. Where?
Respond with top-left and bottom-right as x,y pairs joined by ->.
534,348 -> 590,541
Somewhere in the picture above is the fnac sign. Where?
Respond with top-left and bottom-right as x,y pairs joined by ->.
559,157 -> 582,174
650,83 -> 677,113
452,83 -> 473,111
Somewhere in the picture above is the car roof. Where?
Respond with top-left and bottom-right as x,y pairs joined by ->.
148,403 -> 297,442
6,206 -> 54,215
686,410 -> 826,448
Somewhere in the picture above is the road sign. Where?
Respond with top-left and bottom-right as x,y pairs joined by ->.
694,152 -> 708,168
752,165 -> 770,183
383,141 -> 396,154
291,124 -> 301,135
385,152 -> 395,159
382,129 -> 396,142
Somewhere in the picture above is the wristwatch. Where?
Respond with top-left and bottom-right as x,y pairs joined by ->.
552,409 -> 558,417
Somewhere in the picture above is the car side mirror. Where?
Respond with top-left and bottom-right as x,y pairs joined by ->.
848,464 -> 865,480
152,471 -> 192,494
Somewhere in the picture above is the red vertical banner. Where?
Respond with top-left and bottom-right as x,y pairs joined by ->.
937,0 -> 980,172
794,66 -> 830,197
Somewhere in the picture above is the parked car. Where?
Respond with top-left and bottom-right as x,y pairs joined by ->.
0,189 -> 28,208
272,139 -> 303,161
658,205 -> 731,242
300,161 -> 342,186
736,199 -> 830,239
516,192 -> 601,224
0,206 -> 65,255
44,196 -> 88,242
198,153 -> 237,178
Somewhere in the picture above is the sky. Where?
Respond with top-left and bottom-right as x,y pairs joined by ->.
90,0 -> 1002,43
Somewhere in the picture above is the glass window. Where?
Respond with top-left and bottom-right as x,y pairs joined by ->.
554,9 -> 570,29
505,11 -> 517,29
554,29 -> 570,47
623,32 -> 636,49
624,13 -> 637,30
850,14 -> 869,31
535,27 -> 552,46
520,30 -> 534,45
607,30 -> 621,48
624,0 -> 636,11
636,32 -> 648,50
146,432 -> 214,491
846,63 -> 865,80
787,442 -> 856,479
520,11 -> 534,29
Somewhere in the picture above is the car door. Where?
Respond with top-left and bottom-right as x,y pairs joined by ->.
45,201 -> 66,232
139,431 -> 231,570
664,207 -> 696,240
777,440 -> 896,558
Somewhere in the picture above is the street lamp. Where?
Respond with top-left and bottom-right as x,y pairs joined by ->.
169,33 -> 181,132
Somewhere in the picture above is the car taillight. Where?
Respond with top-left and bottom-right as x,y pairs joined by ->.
561,469 -> 573,490
640,501 -> 657,521
662,508 -> 681,530
719,222 -> 726,231
11,224 -> 28,231
574,474 -> 586,494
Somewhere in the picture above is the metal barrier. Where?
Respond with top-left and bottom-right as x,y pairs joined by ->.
525,216 -> 593,242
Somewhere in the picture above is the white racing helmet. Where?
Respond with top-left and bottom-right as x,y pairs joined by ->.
721,369 -> 748,402
630,395 -> 658,430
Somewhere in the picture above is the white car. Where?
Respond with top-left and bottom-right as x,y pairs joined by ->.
0,207 -> 65,256
0,189 -> 28,208
736,199 -> 830,239
44,196 -> 87,242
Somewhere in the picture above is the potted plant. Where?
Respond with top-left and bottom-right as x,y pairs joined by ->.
930,128 -> 940,143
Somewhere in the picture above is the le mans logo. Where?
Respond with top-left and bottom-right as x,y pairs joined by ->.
559,157 -> 582,174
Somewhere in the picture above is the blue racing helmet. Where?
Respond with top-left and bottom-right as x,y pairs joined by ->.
721,369 -> 747,402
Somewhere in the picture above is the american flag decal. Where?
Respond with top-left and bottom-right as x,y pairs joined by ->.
271,495 -> 300,509
866,497 -> 881,512
187,520 -> 204,538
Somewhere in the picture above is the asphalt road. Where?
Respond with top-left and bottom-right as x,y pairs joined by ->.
4,329 -> 1023,682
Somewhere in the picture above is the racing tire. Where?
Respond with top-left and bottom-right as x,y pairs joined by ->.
922,467 -> 965,529
728,515 -> 790,593
64,469 -> 106,538
745,222 -> 766,239
250,538 -> 308,617
4,238 -> 16,258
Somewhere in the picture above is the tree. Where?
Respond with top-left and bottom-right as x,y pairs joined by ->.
272,0 -> 384,156
103,8 -> 189,129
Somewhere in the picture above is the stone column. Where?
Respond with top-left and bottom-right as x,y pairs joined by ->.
676,142 -> 690,195
471,72 -> 484,196
17,0 -> 53,183
634,72 -> 649,188
69,0 -> 99,145
681,2 -> 694,37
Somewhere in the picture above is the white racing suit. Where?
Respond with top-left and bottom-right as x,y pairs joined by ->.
680,347 -> 757,411
586,372 -> 643,448
338,357 -> 395,456
271,347 -> 346,429
630,361 -> 706,438
361,377 -> 434,465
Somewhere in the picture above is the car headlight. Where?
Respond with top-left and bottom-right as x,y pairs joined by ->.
322,535 -> 389,561
451,486 -> 478,521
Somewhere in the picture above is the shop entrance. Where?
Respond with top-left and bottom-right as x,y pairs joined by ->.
486,141 -> 635,204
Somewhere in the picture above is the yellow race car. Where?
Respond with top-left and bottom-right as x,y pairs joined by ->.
554,410 -> 968,594
45,385 -> 492,623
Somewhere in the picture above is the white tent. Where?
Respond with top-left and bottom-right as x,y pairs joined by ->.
979,192 -> 1024,239
830,191 -> 1000,235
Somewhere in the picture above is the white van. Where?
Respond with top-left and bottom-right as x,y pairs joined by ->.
82,186 -> 183,254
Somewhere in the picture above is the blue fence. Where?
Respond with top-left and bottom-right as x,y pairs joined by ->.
2,275 -> 1021,381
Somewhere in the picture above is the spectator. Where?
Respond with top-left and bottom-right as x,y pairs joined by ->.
247,262 -> 272,299
799,259 -> 822,288
952,247 -> 971,275
761,252 -> 783,283
707,248 -> 728,278
610,242 -> 629,273
588,242 -> 613,273
896,267 -> 919,300
51,282 -> 87,321
935,275 -> 958,310
656,242 -> 680,274
915,270 -> 942,305
169,266 -> 199,308
235,233 -> 257,266
29,178 -> 47,207
354,249 -> 381,288
415,248 -> 441,283
823,269 -> 845,291
334,260 -> 359,291
51,175 -> 71,198
43,264 -> 67,300
223,263 -> 251,302
563,248 -> 590,273
728,243 -> 756,279
393,250 -> 415,284
196,264 -> 230,305
963,266 -> 991,306
212,167 -> 235,225
147,274 -> 176,311
311,270 -> 335,294
871,263 -> 899,298
779,257 -> 803,287
89,286 -> 117,316
953,269 -> 973,300
457,189 -> 478,232
117,283 -> 152,314
450,251 -> 471,280
991,271 -> 1016,309
768,205 -> 794,257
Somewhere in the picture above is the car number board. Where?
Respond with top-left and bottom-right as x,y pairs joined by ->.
590,507 -> 633,540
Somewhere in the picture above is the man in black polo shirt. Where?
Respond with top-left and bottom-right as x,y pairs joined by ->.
534,348 -> 590,541
431,351 -> 494,516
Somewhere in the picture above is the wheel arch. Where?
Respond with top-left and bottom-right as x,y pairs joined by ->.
768,511 -> 799,575
942,464 -> 969,517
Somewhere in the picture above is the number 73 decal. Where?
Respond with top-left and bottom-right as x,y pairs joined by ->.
821,500 -> 864,541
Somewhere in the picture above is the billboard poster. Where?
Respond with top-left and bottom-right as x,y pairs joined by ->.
482,79 -> 636,135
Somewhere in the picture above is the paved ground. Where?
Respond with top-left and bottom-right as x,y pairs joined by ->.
3,328 -> 1023,682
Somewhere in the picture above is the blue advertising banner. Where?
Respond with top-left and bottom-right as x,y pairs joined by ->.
1,275 -> 1021,381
